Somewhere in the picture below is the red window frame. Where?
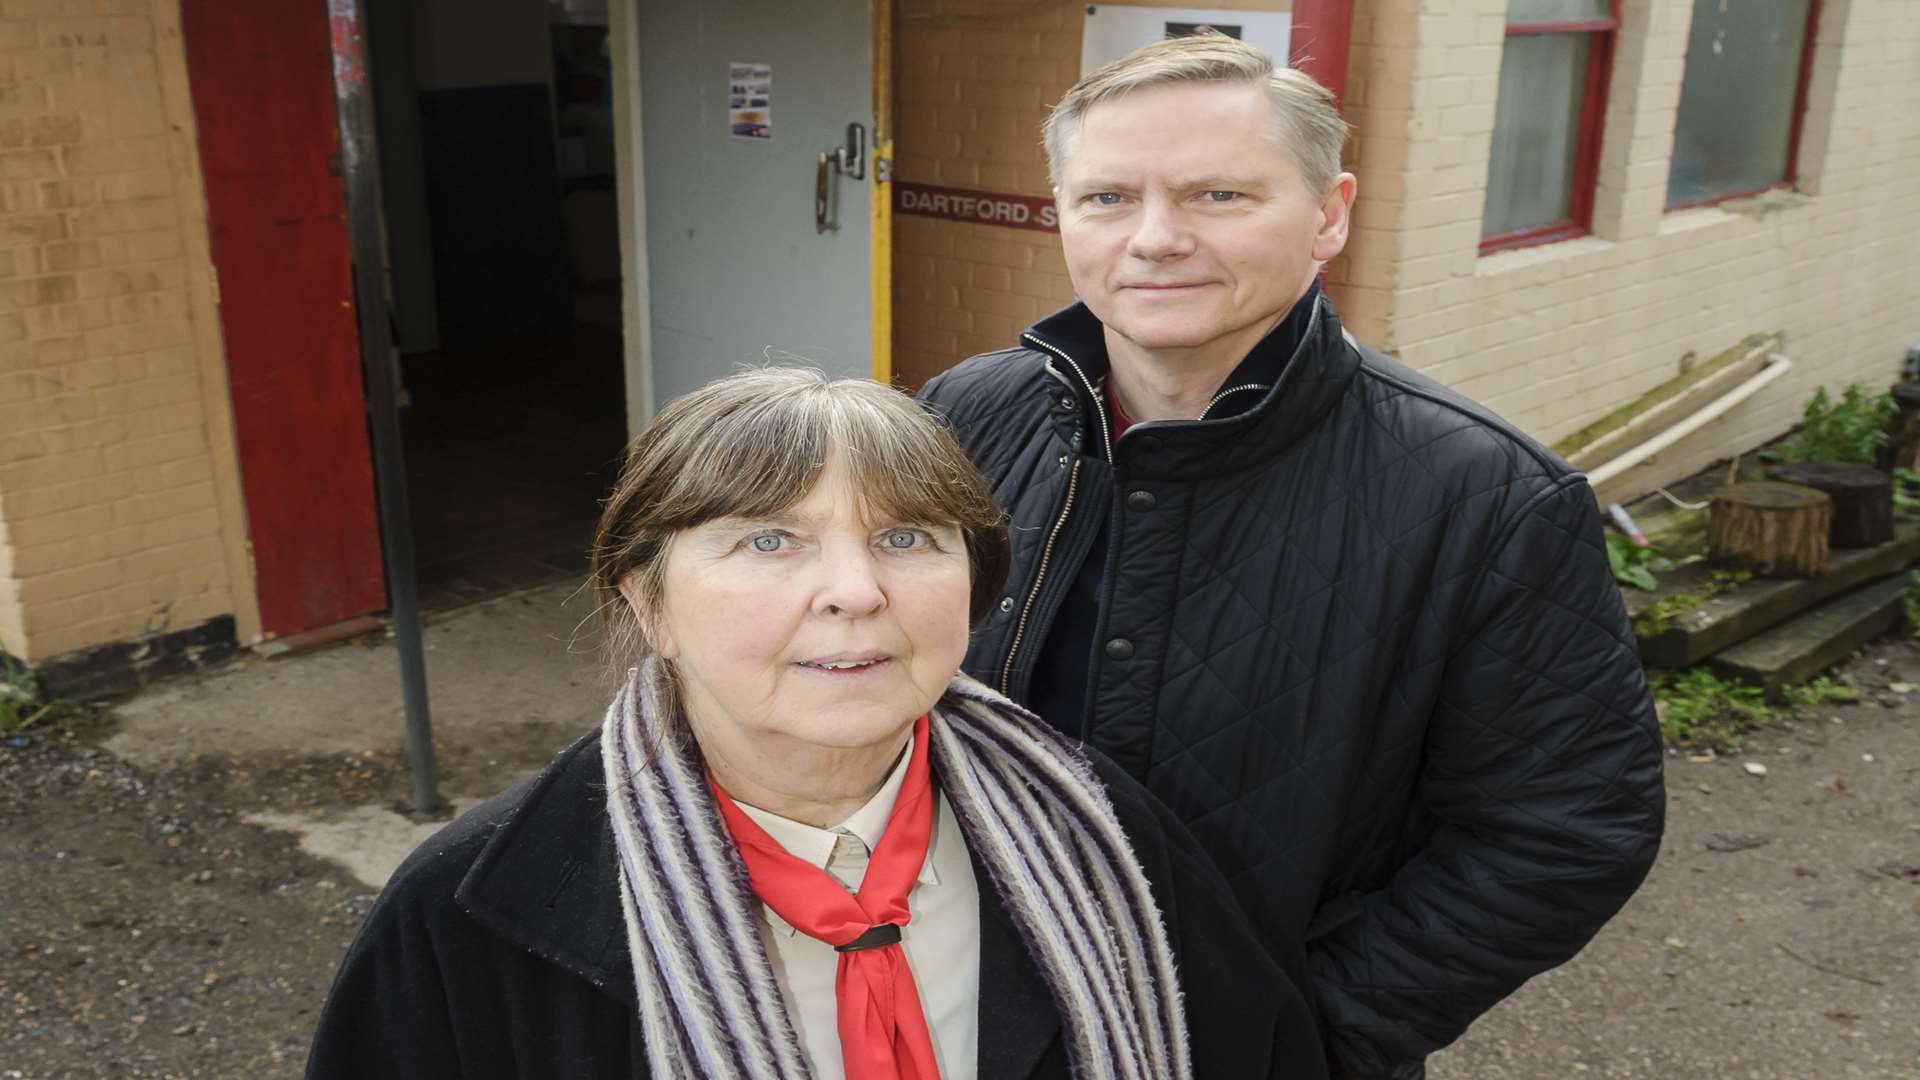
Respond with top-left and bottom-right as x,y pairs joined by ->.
1664,0 -> 1824,212
1479,2 -> 1621,255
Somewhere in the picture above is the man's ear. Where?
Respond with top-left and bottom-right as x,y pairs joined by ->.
620,577 -> 676,660
1312,172 -> 1358,263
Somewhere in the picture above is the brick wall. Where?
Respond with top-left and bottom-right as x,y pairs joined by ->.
1344,0 -> 1920,503
890,0 -> 1299,389
0,0 -> 254,663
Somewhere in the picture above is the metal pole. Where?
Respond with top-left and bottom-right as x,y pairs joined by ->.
328,0 -> 441,815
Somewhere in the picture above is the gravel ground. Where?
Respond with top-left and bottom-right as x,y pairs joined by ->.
3,641 -> 1918,1078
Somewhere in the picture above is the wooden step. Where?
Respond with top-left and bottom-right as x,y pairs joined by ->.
1708,575 -> 1910,698
1631,522 -> 1920,669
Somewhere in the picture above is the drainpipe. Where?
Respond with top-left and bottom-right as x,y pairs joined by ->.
1587,353 -> 1795,490
329,0 -> 441,816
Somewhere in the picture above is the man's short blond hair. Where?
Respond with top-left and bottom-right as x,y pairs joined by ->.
1043,30 -> 1350,196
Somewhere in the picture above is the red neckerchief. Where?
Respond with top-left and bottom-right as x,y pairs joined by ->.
710,714 -> 941,1080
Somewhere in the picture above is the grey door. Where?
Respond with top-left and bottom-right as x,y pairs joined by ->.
636,0 -> 873,406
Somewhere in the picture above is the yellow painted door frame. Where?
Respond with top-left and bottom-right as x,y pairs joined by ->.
869,0 -> 894,384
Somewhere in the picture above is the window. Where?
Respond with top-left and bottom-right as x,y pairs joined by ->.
1480,0 -> 1619,253
1666,0 -> 1820,209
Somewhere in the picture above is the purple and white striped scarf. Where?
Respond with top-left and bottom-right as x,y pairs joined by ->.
600,659 -> 1192,1080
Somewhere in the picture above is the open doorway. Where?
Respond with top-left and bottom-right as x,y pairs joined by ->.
366,0 -> 628,612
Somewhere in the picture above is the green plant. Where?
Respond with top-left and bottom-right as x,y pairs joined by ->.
1606,534 -> 1675,591
1906,570 -> 1920,638
0,652 -> 43,735
1780,675 -> 1860,712
1895,468 -> 1920,521
1632,568 -> 1752,638
1651,668 -> 1770,747
1769,382 -> 1896,465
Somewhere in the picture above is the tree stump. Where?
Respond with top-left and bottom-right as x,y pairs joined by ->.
1708,482 -> 1832,578
1888,382 -> 1920,473
1768,462 -> 1894,548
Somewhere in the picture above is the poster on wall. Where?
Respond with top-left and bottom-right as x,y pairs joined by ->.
728,62 -> 773,140
1080,6 -> 1292,75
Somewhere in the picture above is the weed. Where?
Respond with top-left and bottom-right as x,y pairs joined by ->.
1632,569 -> 1753,638
1651,668 -> 1770,747
1653,667 -> 1860,748
1768,382 -> 1896,465
1780,675 -> 1860,712
1896,468 -> 1920,521
0,652 -> 99,739
1607,534 -> 1676,592
1906,570 -> 1920,638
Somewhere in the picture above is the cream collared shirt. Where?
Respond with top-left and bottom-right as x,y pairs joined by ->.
730,736 -> 981,1080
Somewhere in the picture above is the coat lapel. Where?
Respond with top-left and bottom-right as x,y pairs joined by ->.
456,733 -> 637,1008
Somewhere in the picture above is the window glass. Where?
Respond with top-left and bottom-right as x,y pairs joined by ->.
1483,33 -> 1589,238
1507,0 -> 1609,23
1666,0 -> 1812,207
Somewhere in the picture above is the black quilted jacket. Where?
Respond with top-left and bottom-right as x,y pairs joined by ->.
919,296 -> 1666,1078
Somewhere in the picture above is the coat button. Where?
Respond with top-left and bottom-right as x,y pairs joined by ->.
1127,490 -> 1156,512
1104,638 -> 1134,660
998,596 -> 1014,612
1055,393 -> 1076,412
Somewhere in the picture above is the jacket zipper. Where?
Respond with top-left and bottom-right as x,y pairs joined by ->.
1197,382 -> 1272,421
1020,332 -> 1112,462
1000,456 -> 1081,695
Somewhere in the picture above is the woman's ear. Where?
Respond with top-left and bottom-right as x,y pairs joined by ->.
620,576 -> 677,660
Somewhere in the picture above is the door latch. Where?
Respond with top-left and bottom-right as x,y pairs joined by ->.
816,122 -> 867,233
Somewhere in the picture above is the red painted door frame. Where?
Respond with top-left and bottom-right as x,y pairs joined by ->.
181,0 -> 387,637
1290,0 -> 1355,110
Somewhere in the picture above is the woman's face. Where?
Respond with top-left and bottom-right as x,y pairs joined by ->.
642,454 -> 973,757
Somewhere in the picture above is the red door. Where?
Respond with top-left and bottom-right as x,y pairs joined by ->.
181,0 -> 386,636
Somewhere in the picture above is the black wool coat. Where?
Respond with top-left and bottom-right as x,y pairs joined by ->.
306,730 -> 1328,1079
917,296 -> 1667,1078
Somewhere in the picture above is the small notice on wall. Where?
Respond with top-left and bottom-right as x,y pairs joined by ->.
728,62 -> 772,141
1081,7 -> 1291,76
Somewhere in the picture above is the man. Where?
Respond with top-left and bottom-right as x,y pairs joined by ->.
919,32 -> 1666,1080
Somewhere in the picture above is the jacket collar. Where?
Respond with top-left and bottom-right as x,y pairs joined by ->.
1019,283 -> 1358,479
455,733 -> 1062,1073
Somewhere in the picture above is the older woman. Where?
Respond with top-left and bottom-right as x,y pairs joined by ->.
307,369 -> 1324,1079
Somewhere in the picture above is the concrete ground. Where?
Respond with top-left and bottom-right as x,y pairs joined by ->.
16,577 -> 1920,1077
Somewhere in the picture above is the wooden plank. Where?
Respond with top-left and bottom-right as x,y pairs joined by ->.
180,0 -> 386,636
1636,522 -> 1920,669
1709,576 -> 1908,698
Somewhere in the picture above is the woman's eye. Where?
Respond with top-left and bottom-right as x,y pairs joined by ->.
883,529 -> 926,550
748,532 -> 788,553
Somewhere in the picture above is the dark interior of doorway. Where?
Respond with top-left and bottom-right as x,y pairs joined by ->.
372,4 -> 628,613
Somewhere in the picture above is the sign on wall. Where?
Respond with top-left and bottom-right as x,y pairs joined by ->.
728,61 -> 772,140
1081,6 -> 1292,75
895,181 -> 1059,233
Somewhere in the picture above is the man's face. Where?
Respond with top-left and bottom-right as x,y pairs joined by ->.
1055,81 -> 1353,360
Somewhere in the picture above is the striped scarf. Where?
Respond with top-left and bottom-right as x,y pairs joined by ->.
601,659 -> 1193,1080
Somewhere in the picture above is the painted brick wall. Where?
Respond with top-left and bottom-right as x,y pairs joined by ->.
891,0 -> 1298,389
1345,0 -> 1920,503
0,0 -> 253,662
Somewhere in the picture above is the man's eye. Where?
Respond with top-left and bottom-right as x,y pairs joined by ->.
1205,190 -> 1240,203
1091,192 -> 1124,206
747,532 -> 789,553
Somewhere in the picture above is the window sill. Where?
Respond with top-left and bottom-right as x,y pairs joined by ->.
1659,189 -> 1811,239
1475,234 -> 1614,278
